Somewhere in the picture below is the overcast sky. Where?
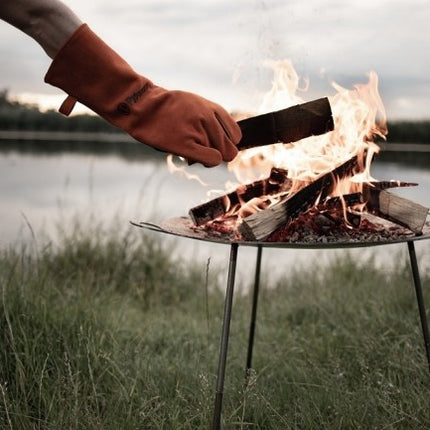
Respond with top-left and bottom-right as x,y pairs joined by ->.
1,0 -> 429,120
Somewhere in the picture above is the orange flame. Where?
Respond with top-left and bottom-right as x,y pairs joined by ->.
219,60 -> 388,223
166,155 -> 208,186
228,61 -> 387,190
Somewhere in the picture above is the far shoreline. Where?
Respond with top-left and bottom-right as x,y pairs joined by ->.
1,130 -> 430,152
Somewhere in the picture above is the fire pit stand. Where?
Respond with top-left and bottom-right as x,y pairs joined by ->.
133,218 -> 430,430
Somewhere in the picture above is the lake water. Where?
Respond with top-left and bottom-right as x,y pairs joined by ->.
1,140 -> 430,287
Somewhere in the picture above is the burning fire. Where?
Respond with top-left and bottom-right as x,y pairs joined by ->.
229,60 -> 386,186
168,59 -> 398,239
161,60 -> 429,242
222,60 -> 388,222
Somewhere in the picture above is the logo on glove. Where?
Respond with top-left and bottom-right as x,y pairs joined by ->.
117,83 -> 151,116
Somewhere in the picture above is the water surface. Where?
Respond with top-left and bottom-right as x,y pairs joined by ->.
1,140 -> 429,285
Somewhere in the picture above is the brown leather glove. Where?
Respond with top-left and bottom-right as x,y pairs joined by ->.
44,24 -> 241,167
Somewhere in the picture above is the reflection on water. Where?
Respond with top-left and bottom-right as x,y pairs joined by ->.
1,139 -> 429,284
0,145 -> 226,244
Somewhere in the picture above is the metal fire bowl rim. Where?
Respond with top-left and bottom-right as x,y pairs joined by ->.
131,217 -> 430,249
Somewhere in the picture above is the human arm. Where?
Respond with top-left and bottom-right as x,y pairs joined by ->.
0,0 -> 81,58
0,0 -> 241,166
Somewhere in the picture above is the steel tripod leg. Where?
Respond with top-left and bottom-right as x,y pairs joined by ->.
246,245 -> 263,376
407,241 -> 430,375
212,243 -> 239,430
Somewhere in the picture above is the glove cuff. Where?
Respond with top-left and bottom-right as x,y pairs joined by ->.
44,24 -> 153,121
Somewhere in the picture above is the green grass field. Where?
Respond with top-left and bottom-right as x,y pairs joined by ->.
1,223 -> 430,429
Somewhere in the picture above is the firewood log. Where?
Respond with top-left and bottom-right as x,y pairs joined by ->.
364,186 -> 428,233
189,168 -> 290,225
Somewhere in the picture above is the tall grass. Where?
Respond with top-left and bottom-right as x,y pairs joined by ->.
1,224 -> 429,429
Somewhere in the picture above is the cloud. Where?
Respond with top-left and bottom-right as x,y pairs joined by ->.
1,0 -> 429,119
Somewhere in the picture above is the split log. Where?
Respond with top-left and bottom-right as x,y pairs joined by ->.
239,154 -> 361,241
237,97 -> 334,150
364,186 -> 429,233
189,168 -> 291,226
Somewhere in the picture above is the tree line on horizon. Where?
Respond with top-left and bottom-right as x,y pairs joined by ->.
0,89 -> 116,133
1,89 -> 430,143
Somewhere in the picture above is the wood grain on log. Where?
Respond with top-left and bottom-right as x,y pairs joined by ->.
364,186 -> 428,233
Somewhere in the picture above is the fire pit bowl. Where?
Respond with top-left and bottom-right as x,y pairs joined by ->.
132,217 -> 430,430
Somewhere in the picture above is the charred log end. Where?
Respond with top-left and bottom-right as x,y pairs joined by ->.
237,219 -> 257,241
189,198 -> 228,226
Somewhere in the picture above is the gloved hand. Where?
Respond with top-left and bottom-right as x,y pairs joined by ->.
44,24 -> 241,167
